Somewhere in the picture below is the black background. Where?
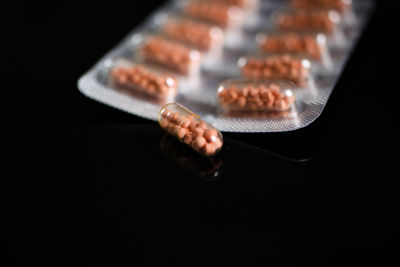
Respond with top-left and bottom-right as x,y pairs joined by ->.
3,1 -> 399,266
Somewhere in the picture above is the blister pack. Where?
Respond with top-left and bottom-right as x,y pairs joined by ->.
78,0 -> 374,132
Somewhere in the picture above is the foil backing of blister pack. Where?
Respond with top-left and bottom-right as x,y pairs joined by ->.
78,0 -> 374,133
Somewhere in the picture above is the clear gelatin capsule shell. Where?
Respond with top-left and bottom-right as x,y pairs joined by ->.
159,103 -> 224,156
256,31 -> 332,69
217,79 -> 297,113
109,58 -> 178,101
133,33 -> 202,76
272,9 -> 341,34
290,0 -> 352,13
238,54 -> 313,87
182,0 -> 244,29
161,15 -> 224,52
212,0 -> 259,10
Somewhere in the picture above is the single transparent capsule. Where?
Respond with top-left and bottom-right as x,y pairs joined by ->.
272,9 -> 341,35
290,0 -> 352,14
256,31 -> 328,62
183,0 -> 244,29
290,0 -> 356,26
109,58 -> 178,101
238,54 -> 312,87
217,79 -> 296,112
213,0 -> 259,10
138,34 -> 202,76
159,103 -> 223,156
162,16 -> 224,52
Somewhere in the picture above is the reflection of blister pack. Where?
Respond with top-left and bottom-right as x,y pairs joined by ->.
78,0 -> 374,133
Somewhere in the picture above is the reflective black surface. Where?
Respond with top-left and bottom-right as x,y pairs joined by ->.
4,1 -> 399,266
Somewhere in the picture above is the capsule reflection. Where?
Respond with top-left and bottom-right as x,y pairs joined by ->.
160,134 -> 223,181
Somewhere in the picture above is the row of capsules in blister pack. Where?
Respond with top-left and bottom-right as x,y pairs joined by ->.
110,0 -> 257,101
109,0 -> 354,157
271,0 -> 354,47
110,0 -> 352,91
108,0 -> 261,157
234,0 -> 355,89
211,0 -> 349,112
